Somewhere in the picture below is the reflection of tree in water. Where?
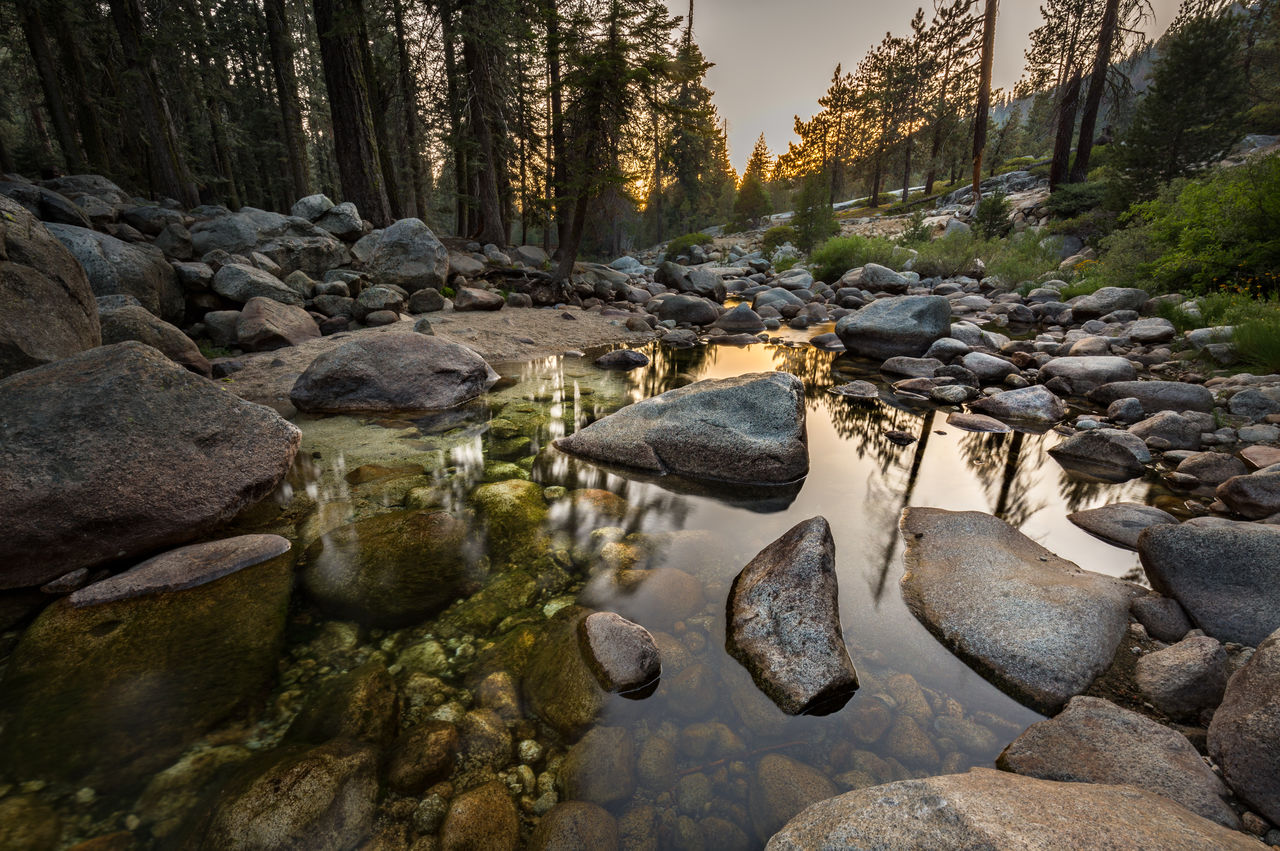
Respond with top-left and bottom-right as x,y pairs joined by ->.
958,431 -> 1049,530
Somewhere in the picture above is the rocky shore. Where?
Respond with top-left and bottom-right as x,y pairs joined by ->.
2,172 -> 1279,849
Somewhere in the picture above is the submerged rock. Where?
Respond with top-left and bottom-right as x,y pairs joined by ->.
560,726 -> 637,805
998,696 -> 1238,827
834,295 -> 951,360
1209,627 -> 1280,826
726,517 -> 858,715
578,612 -> 661,694
555,372 -> 808,486
0,342 -> 300,587
301,510 -> 471,628
0,195 -> 100,379
899,509 -> 1136,714
1138,522 -> 1280,646
523,611 -> 609,737
439,780 -> 519,851
0,536 -> 294,787
750,754 -> 839,843
529,802 -> 619,851
1067,502 -> 1177,550
290,334 -> 498,413
766,769 -> 1259,850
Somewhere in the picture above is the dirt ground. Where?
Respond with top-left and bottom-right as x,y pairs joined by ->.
215,304 -> 652,415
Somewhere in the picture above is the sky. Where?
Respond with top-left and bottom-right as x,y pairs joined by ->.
665,0 -> 1185,172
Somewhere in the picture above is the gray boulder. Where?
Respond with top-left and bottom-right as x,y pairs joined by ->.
315,201 -> 362,240
1039,356 -> 1137,393
290,194 -> 335,221
47,223 -> 184,323
997,696 -> 1238,827
0,342 -> 300,588
100,302 -> 210,376
861,263 -> 909,291
190,212 -> 260,255
713,303 -> 765,333
235,297 -> 321,352
408,288 -> 445,314
1067,502 -> 1176,550
1070,286 -> 1150,320
1049,429 -> 1151,481
968,385 -> 1066,428
1088,381 -> 1215,414
900,508 -> 1136,714
835,296 -> 951,360
1130,317 -> 1177,344
1130,410 -> 1202,451
0,196 -> 100,379
578,612 -> 661,694
290,334 -> 498,413
655,294 -> 718,325
766,769 -> 1258,850
366,218 -> 450,293
1177,452 -> 1250,486
1209,627 -> 1280,825
0,180 -> 92,227
1135,635 -> 1229,719
212,262 -> 303,306
726,517 -> 858,715
454,286 -> 505,311
1217,471 -> 1280,520
752,287 -> 804,311
352,286 -> 404,322
554,372 -> 808,486
960,352 -> 1017,384
1229,388 -> 1280,420
1139,522 -> 1280,646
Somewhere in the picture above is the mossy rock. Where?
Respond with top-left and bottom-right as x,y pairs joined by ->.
0,536 -> 294,788
487,436 -> 533,461
470,480 -> 549,569
285,661 -> 400,748
521,609 -> 608,738
481,461 -> 530,482
301,510 -> 472,628
439,571 -> 539,636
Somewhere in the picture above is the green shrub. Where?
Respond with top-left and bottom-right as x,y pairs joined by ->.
897,211 -> 932,247
762,225 -> 799,256
911,232 -> 985,279
665,232 -> 714,259
973,192 -> 1013,240
793,171 -> 839,251
1059,277 -> 1113,299
984,234 -> 1062,288
1046,181 -> 1110,219
442,285 -> 456,299
809,235 -> 911,283
1235,313 -> 1280,373
773,256 -> 800,273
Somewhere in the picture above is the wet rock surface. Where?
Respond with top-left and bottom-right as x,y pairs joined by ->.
1209,627 -> 1280,826
578,611 -> 662,694
555,372 -> 808,486
767,769 -> 1261,850
1067,502 -> 1177,550
726,517 -> 858,715
900,508 -> 1137,713
0,342 -> 300,587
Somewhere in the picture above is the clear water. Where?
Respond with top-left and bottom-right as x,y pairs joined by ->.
2,333 -> 1177,849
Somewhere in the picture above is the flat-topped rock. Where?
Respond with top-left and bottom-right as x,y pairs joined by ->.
968,385 -> 1066,428
1067,502 -> 1177,550
0,342 -> 300,588
998,696 -> 1238,827
945,412 -> 1012,433
1039,356 -> 1137,392
1088,380 -> 1215,414
555,372 -> 808,486
900,508 -> 1136,713
290,334 -> 498,413
1139,522 -> 1280,646
726,517 -> 858,716
71,535 -> 291,607
835,295 -> 951,360
767,769 -> 1261,850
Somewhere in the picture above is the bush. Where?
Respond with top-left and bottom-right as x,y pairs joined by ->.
773,256 -> 800,273
665,232 -> 713,259
762,225 -> 799,256
911,232 -> 985,279
984,234 -> 1062,288
973,192 -> 1013,240
897,211 -> 932,247
1235,313 -> 1280,373
809,235 -> 911,283
1046,181 -> 1110,219
793,171 -> 838,251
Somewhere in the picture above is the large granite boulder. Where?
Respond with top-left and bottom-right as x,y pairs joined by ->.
998,696 -> 1238,827
0,535 -> 294,787
1039,356 -> 1137,393
1048,428 -> 1151,482
834,296 -> 951,360
0,195 -> 100,378
0,342 -> 301,588
1088,380 -> 1215,414
1209,627 -> 1280,826
968,385 -> 1066,428
655,293 -> 719,325
290,334 -> 498,413
899,509 -> 1137,714
1069,286 -> 1151,320
212,262 -> 304,306
726,517 -> 858,715
1217,471 -> 1280,520
366,218 -> 449,293
1067,502 -> 1176,550
236,296 -> 321,352
46,223 -> 183,322
99,301 -> 210,376
766,769 -> 1259,850
554,372 -> 808,486
1138,522 -> 1280,646
0,180 -> 92,227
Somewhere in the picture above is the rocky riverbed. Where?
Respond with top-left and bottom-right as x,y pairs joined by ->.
2,174 -> 1280,849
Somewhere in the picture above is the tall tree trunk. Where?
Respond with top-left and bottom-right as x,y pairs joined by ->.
552,189 -> 589,283
355,0 -> 403,219
1070,0 -> 1120,183
901,132 -> 913,203
107,0 -> 198,205
392,0 -> 427,219
1049,70 -> 1082,189
441,0 -> 468,235
972,0 -> 998,202
462,10 -> 507,246
313,0 -> 394,225
0,132 -> 13,173
191,1 -> 241,208
546,0 -> 568,251
20,1 -> 85,173
50,8 -> 111,174
266,0 -> 313,201
924,65 -> 952,196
